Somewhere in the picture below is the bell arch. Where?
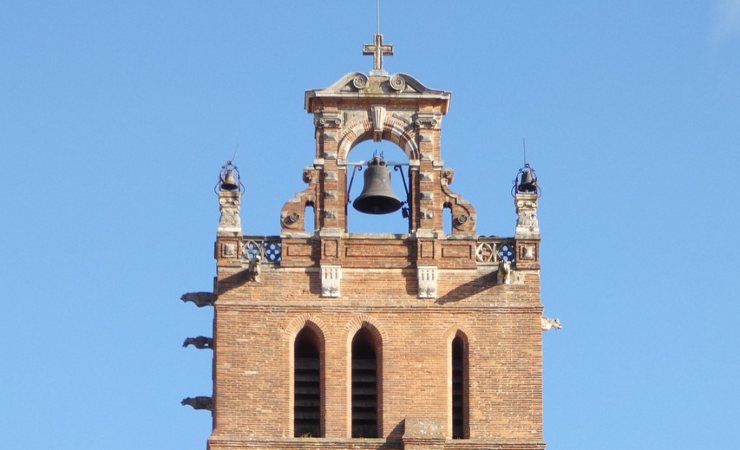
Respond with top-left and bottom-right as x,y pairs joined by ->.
337,117 -> 420,163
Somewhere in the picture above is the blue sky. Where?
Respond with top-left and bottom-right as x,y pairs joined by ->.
1,1 -> 739,449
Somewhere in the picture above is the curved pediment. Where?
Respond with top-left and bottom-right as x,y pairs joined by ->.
305,72 -> 451,113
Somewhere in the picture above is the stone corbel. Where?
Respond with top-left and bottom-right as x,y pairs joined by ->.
320,265 -> 342,297
417,266 -> 438,299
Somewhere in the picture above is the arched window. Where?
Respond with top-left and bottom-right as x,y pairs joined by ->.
351,327 -> 380,438
452,332 -> 469,439
294,327 -> 322,437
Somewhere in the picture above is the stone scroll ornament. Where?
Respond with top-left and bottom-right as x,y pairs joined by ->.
440,168 -> 477,235
280,167 -> 319,234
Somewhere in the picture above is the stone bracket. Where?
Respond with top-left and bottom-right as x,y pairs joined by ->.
320,265 -> 342,297
417,265 -> 438,299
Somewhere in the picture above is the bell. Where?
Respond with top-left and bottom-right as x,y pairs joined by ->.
353,156 -> 403,214
220,169 -> 239,191
517,167 -> 537,193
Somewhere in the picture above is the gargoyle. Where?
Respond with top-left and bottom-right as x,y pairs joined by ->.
181,396 -> 213,411
247,254 -> 262,282
182,336 -> 213,349
540,317 -> 562,331
497,260 -> 512,285
180,292 -> 215,307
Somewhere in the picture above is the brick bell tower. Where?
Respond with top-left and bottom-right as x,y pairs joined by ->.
182,32 -> 552,450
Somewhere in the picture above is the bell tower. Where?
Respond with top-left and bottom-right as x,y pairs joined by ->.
183,33 -> 550,450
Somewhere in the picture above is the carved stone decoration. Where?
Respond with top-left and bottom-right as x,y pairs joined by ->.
389,74 -> 406,92
441,168 -> 455,185
282,212 -> 300,226
454,214 -> 468,227
352,73 -> 368,90
497,260 -> 512,285
417,266 -> 438,299
183,336 -> 214,349
218,191 -> 242,235
515,193 -> 540,238
370,105 -> 386,141
414,112 -> 441,128
541,317 -> 562,331
520,243 -> 536,260
221,242 -> 237,257
315,111 -> 343,128
181,396 -> 213,411
321,265 -> 342,297
180,292 -> 215,307
247,254 -> 262,282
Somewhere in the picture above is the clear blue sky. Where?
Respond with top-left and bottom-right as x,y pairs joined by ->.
1,1 -> 739,449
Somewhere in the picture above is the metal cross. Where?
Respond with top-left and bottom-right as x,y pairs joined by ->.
363,33 -> 393,76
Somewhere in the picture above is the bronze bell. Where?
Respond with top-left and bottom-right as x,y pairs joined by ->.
353,156 -> 403,214
517,166 -> 537,193
220,169 -> 239,191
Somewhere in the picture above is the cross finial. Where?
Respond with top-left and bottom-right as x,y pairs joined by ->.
363,33 -> 394,76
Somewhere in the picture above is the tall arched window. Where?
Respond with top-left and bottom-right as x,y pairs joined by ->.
452,332 -> 469,439
294,327 -> 322,437
351,327 -> 380,438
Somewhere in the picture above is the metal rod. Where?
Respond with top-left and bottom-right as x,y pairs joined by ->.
393,164 -> 409,199
346,165 -> 363,204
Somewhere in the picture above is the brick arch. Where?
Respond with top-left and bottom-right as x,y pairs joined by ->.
344,315 -> 387,346
337,118 -> 420,162
284,314 -> 329,342
443,325 -> 475,346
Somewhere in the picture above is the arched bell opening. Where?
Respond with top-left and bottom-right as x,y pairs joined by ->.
443,202 -> 453,236
304,201 -> 315,235
345,140 -> 411,234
